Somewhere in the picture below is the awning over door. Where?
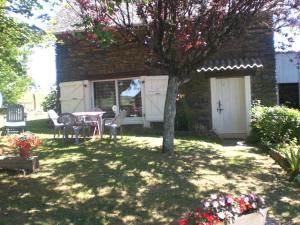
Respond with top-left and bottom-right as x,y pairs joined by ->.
197,58 -> 263,73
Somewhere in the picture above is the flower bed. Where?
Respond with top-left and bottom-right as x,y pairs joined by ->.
9,132 -> 42,158
179,193 -> 267,225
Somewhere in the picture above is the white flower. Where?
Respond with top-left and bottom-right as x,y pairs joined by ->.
252,203 -> 257,208
226,211 -> 233,218
212,200 -> 219,208
211,194 -> 217,199
217,212 -> 225,219
232,207 -> 239,213
244,197 -> 249,203
204,201 -> 210,208
219,199 -> 226,206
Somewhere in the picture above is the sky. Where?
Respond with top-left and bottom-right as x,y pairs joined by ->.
28,46 -> 56,91
27,16 -> 300,91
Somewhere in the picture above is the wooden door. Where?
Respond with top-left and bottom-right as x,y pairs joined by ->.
143,76 -> 168,121
211,77 -> 247,137
59,80 -> 91,113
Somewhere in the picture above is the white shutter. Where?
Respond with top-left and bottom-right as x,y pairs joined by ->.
59,80 -> 91,113
142,76 -> 168,122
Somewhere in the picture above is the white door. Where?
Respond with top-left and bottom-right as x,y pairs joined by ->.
59,80 -> 91,113
211,77 -> 247,137
142,76 -> 168,121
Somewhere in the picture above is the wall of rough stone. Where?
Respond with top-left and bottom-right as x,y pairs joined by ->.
56,40 -> 164,83
56,22 -> 277,133
178,24 -> 277,132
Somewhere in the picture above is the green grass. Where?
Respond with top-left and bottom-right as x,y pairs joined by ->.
0,120 -> 299,225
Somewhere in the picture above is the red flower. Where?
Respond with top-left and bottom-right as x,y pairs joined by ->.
178,218 -> 187,225
202,213 -> 215,222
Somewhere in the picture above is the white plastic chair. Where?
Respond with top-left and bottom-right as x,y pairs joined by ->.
48,109 -> 64,138
105,110 -> 126,141
4,104 -> 26,134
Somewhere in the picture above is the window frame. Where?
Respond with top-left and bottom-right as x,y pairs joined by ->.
92,77 -> 144,122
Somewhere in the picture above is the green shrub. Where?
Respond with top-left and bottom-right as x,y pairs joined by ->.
41,89 -> 59,112
279,141 -> 300,180
249,104 -> 300,145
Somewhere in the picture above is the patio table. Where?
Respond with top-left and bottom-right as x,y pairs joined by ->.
72,111 -> 106,137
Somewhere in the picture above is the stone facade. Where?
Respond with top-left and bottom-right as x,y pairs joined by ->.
56,40 -> 164,83
179,23 -> 277,132
56,21 -> 277,133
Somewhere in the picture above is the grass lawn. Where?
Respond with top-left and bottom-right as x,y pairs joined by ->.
0,119 -> 299,225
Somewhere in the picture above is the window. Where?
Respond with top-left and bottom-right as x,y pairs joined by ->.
94,78 -> 142,117
94,81 -> 116,113
118,79 -> 142,117
278,83 -> 299,108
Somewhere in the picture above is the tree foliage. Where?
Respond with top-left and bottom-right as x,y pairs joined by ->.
68,0 -> 300,153
41,88 -> 59,112
0,0 -> 59,104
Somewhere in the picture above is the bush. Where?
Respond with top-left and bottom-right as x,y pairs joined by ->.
249,104 -> 300,146
41,89 -> 59,112
279,141 -> 300,179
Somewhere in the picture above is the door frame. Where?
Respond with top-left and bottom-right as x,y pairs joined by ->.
210,76 -> 251,137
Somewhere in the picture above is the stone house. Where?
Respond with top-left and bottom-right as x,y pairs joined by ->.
54,10 -> 277,138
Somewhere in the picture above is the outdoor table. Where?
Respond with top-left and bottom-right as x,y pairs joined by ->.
72,111 -> 106,137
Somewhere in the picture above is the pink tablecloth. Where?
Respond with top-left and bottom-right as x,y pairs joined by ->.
72,111 -> 106,136
72,111 -> 106,117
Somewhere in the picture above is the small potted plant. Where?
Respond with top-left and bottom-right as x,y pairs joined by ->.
9,132 -> 42,158
179,192 -> 267,225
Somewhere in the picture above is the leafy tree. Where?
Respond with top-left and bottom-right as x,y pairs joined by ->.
68,0 -> 299,153
41,88 -> 59,112
0,0 -> 59,104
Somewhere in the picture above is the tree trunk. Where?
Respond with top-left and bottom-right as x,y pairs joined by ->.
162,76 -> 180,154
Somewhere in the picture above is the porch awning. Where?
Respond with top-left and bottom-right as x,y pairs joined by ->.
197,58 -> 263,73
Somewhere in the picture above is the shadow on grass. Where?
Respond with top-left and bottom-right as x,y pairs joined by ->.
0,120 -> 299,224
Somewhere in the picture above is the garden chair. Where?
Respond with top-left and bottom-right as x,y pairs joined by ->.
57,113 -> 82,144
86,107 -> 104,136
104,110 -> 126,141
48,110 -> 64,138
4,104 -> 26,134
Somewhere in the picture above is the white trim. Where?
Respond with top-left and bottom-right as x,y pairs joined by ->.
244,76 -> 252,134
140,76 -> 150,127
91,77 -> 140,83
210,77 -> 217,132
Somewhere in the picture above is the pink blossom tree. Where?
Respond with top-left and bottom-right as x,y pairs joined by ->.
68,0 -> 299,153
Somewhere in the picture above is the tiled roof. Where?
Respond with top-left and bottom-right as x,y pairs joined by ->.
197,58 -> 263,72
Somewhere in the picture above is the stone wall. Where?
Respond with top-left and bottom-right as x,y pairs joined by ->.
56,40 -> 164,83
56,21 -> 277,133
178,23 -> 277,132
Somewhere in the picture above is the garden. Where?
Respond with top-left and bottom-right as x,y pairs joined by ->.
0,116 -> 299,225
